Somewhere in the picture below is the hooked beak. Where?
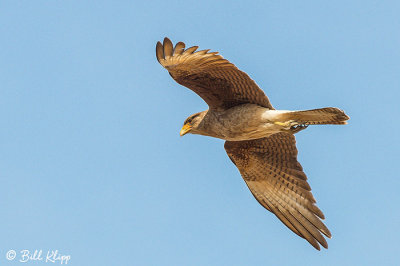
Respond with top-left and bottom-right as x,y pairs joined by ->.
179,124 -> 192,136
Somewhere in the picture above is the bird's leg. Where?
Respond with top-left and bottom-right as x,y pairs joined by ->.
274,120 -> 309,134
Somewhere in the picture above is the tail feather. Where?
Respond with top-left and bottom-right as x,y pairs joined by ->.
281,107 -> 349,125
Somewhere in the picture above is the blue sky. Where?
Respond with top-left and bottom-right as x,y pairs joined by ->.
1,0 -> 399,265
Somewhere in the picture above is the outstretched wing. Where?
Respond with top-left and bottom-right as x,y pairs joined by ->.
156,38 -> 273,111
224,133 -> 331,250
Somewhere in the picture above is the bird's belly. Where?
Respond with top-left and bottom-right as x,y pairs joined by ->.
221,123 -> 282,141
203,104 -> 286,141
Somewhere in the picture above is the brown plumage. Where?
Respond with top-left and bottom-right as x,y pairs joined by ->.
278,107 -> 349,125
225,133 -> 331,250
156,38 -> 273,111
156,37 -> 349,250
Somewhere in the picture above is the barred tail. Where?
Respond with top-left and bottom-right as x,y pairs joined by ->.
282,107 -> 350,125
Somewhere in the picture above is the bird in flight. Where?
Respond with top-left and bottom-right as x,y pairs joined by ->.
156,38 -> 349,250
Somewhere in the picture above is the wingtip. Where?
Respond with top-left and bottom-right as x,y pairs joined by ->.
156,41 -> 164,63
163,37 -> 171,44
311,237 -> 329,250
163,37 -> 173,57
174,41 -> 185,55
183,45 -> 199,55
307,237 -> 321,251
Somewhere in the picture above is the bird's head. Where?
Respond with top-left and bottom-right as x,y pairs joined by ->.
180,111 -> 207,136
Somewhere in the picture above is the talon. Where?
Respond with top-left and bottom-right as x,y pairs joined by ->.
290,123 -> 309,134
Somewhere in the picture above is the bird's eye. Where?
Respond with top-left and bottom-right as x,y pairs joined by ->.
185,113 -> 200,125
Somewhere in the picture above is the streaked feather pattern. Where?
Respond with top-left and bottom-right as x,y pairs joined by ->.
156,38 -> 273,111
156,37 -> 349,250
225,133 -> 331,250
